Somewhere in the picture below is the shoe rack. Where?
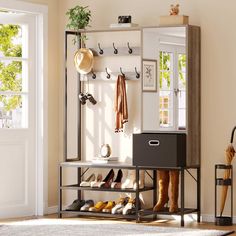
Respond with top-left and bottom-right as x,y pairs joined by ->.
58,161 -> 200,226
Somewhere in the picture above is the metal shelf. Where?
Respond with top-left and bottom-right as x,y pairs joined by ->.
60,184 -> 154,193
139,208 -> 199,216
60,210 -> 136,219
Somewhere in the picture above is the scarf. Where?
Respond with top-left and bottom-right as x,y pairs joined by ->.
114,75 -> 128,132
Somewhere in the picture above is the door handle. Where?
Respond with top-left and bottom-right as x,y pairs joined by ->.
148,140 -> 160,146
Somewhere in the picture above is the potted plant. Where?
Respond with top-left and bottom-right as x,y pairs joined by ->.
66,5 -> 91,44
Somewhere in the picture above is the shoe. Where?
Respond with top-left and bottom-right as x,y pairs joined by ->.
90,174 -> 103,188
89,201 -> 108,212
80,200 -> 94,211
122,198 -> 136,215
79,93 -> 88,105
86,93 -> 97,105
111,169 -> 123,189
98,169 -> 114,188
121,170 -> 136,189
111,197 -> 129,214
80,174 -> 95,187
102,201 -> 115,213
66,199 -> 85,211
133,170 -> 145,189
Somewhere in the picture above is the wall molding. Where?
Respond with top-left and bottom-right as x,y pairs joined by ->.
47,206 -> 58,215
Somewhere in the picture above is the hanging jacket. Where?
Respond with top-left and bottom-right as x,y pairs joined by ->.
114,75 -> 128,132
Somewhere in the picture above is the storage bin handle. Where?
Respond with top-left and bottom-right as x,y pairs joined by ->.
148,140 -> 160,146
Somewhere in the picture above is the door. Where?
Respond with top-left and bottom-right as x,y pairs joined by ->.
0,11 -> 37,218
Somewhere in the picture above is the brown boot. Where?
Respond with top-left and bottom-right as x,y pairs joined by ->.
153,170 -> 169,211
169,170 -> 179,213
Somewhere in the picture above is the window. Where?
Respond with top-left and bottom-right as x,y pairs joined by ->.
0,13 -> 29,128
158,44 -> 186,130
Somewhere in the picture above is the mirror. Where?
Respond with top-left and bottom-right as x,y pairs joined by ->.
142,27 -> 186,131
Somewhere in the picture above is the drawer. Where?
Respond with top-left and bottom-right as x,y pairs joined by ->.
133,133 -> 186,167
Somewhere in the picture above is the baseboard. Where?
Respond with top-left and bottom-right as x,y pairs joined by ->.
202,214 -> 236,224
46,205 -> 58,215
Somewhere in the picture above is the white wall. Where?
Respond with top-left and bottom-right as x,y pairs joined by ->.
58,0 -> 236,218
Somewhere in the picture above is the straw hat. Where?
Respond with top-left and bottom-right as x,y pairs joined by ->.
74,48 -> 93,74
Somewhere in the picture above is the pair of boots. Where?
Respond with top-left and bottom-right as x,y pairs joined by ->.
121,170 -> 145,189
153,170 -> 179,213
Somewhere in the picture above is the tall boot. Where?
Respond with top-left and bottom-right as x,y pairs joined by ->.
153,170 -> 169,212
169,170 -> 179,213
133,170 -> 145,189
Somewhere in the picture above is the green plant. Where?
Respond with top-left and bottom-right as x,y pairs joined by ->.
66,5 -> 91,44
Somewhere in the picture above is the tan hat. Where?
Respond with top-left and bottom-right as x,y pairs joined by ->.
74,48 -> 94,74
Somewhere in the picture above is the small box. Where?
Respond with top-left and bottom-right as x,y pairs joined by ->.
133,133 -> 186,167
159,15 -> 189,26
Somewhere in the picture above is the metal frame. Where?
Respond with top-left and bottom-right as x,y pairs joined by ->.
61,28 -> 201,227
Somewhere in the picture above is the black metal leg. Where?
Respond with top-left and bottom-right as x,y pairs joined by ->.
77,167 -> 81,200
58,165 -> 62,218
136,168 -> 140,223
180,168 -> 185,227
153,169 -> 157,221
197,167 -> 201,223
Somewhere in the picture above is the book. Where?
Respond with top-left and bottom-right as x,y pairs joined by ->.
109,23 -> 139,28
159,15 -> 189,26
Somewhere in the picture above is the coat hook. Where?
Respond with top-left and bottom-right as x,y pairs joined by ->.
98,43 -> 103,55
91,69 -> 96,79
105,67 -> 111,79
120,67 -> 125,77
113,43 -> 118,54
135,67 -> 140,79
127,42 -> 133,54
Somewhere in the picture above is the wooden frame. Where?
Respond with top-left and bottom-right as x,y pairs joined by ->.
142,59 -> 157,92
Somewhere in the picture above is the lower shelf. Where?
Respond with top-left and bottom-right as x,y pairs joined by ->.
59,210 -> 137,219
139,208 -> 199,216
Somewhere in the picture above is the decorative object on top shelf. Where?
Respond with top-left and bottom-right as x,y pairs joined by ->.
160,4 -> 189,25
118,15 -> 131,24
219,126 -> 236,217
66,5 -> 91,44
142,59 -> 157,92
110,15 -> 138,28
170,4 -> 180,15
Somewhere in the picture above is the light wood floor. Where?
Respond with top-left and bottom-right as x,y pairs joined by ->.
0,214 -> 236,235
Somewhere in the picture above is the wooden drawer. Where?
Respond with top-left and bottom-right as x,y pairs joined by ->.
133,133 -> 186,167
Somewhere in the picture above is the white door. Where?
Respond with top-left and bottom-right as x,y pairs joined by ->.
0,12 -> 37,218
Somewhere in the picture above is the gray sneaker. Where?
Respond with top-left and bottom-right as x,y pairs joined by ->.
66,199 -> 85,211
80,200 -> 94,211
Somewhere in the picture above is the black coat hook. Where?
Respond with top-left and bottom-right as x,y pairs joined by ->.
98,43 -> 103,55
127,42 -> 133,54
91,69 -> 96,79
105,68 -> 111,79
135,67 -> 140,79
113,43 -> 118,54
120,67 -> 125,77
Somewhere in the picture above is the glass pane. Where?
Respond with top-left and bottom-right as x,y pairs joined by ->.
159,91 -> 173,128
178,108 -> 186,129
0,24 -> 22,57
178,91 -> 186,109
0,60 -> 24,92
0,95 -> 27,128
178,53 -> 186,90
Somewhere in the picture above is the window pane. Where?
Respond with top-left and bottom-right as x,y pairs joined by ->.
178,53 -> 186,90
178,108 -> 186,129
0,95 -> 27,128
0,24 -> 22,57
0,60 -> 24,92
159,91 -> 173,128
178,91 -> 186,109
